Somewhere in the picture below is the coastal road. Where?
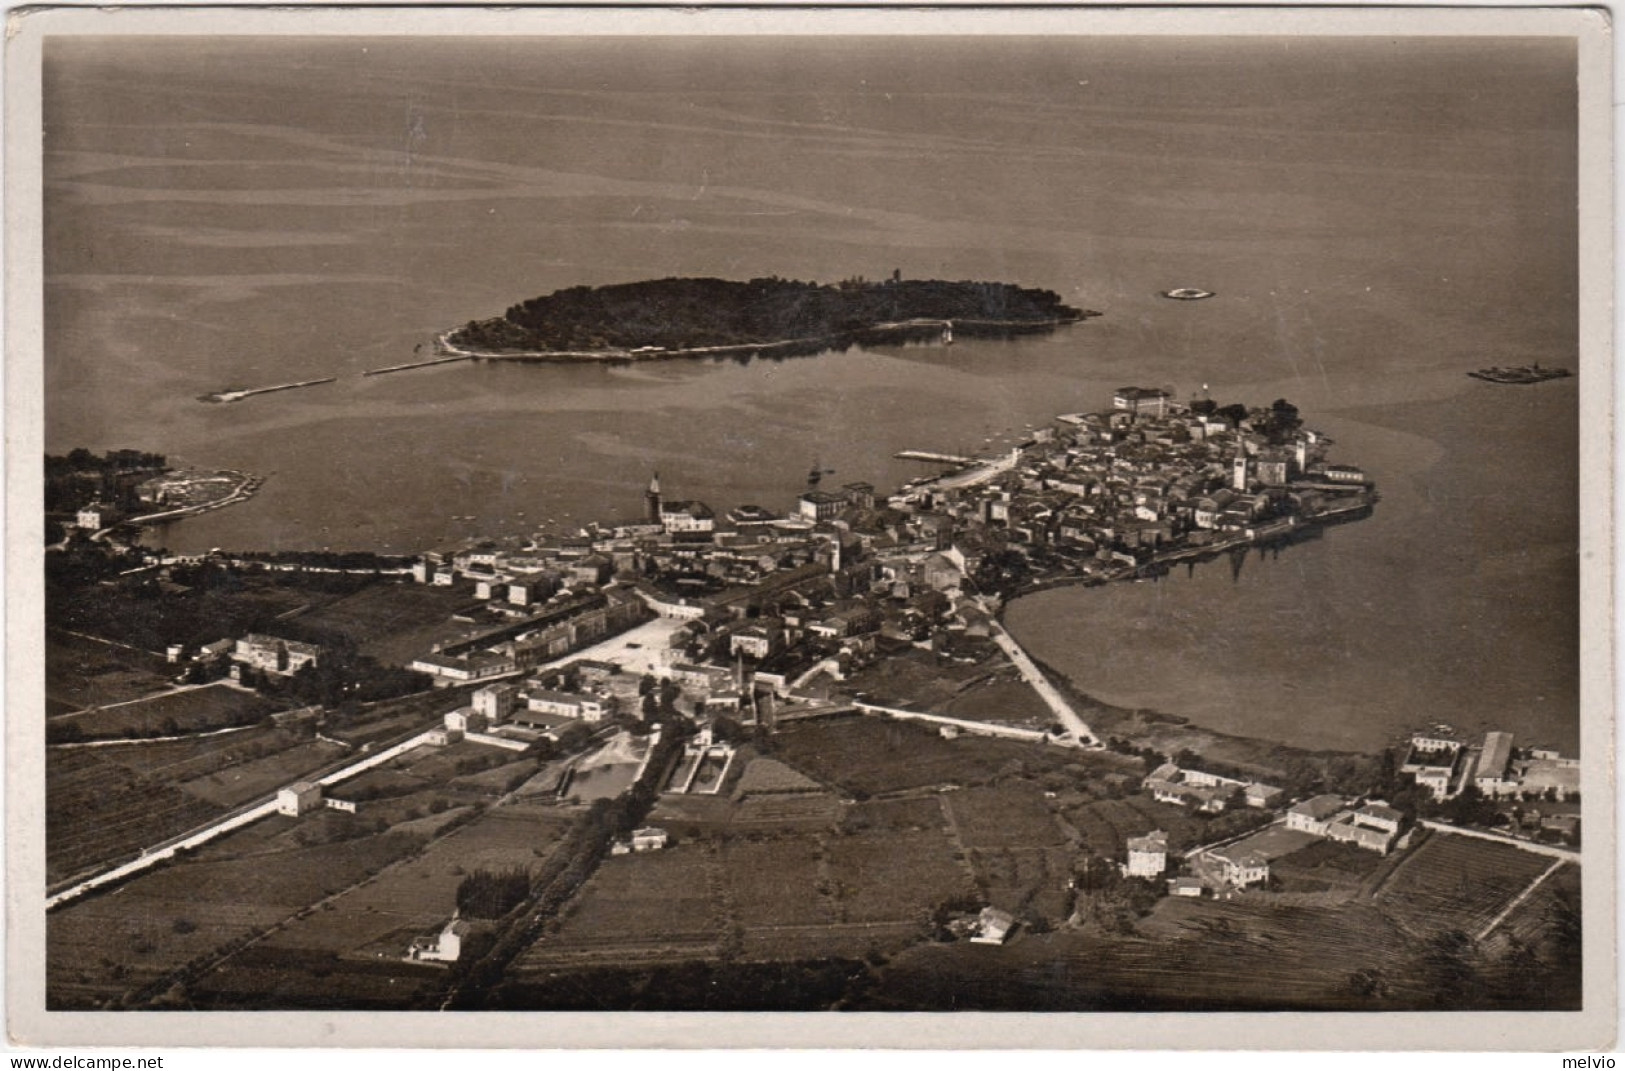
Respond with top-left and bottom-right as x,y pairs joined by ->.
47,728 -> 441,911
982,613 -> 1100,747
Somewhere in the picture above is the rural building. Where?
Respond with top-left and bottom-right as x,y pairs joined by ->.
1243,782 -> 1285,809
1285,795 -> 1346,835
970,906 -> 1016,945
276,781 -> 324,817
409,650 -> 518,685
233,634 -> 322,677
325,798 -> 357,814
1168,877 -> 1205,898
631,827 -> 670,852
1324,817 -> 1395,854
1143,763 -> 1233,813
1123,830 -> 1169,878
407,917 -> 472,963
1208,847 -> 1270,889
75,502 -> 120,530
445,708 -> 489,734
1401,735 -> 1464,798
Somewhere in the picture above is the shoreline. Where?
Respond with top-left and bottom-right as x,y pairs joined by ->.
434,313 -> 1095,364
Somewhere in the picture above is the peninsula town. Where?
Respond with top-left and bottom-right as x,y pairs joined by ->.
44,384 -> 1581,1012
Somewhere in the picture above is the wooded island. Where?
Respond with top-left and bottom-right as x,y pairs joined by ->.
443,275 -> 1096,359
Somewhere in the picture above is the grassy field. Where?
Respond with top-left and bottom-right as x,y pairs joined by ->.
770,716 -> 1081,798
58,683 -> 283,740
940,672 -> 1054,727
285,582 -> 475,666
46,631 -> 172,712
1375,832 -> 1556,938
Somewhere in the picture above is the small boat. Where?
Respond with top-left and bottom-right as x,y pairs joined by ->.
1162,287 -> 1215,301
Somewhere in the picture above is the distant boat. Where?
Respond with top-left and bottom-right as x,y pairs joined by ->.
1468,363 -> 1572,385
1162,288 -> 1215,301
808,461 -> 822,485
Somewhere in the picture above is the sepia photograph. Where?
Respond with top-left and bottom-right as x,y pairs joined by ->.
5,4 -> 1614,1050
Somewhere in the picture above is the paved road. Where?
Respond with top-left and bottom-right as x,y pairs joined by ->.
983,615 -> 1100,746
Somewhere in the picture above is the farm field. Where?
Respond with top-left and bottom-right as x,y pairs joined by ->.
251,803 -> 571,962
516,847 -> 723,970
822,828 -> 974,926
46,631 -> 171,712
866,897 -> 1415,1011
1272,836 -> 1393,894
56,683 -> 284,740
968,846 -> 1075,923
722,835 -> 834,929
1375,832 -> 1557,938
47,748 -> 226,886
942,782 -> 1066,849
771,716 -> 1081,798
839,646 -> 1002,713
283,582 -> 473,665
177,738 -> 350,808
1061,795 -> 1209,860
48,829 -> 426,1008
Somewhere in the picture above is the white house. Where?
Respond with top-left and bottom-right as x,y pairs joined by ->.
969,906 -> 1016,945
1285,794 -> 1346,835
408,917 -> 472,963
1123,830 -> 1169,878
276,781 -> 323,817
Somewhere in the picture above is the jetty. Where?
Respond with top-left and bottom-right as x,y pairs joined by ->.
199,377 -> 337,404
363,355 -> 474,377
895,450 -> 977,465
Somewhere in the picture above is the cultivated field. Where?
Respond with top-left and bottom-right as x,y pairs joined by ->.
250,804 -> 571,962
1375,832 -> 1556,938
868,897 -> 1415,1011
968,846 -> 1075,922
723,835 -> 834,929
771,716 -> 1079,798
942,782 -> 1067,849
517,847 -> 723,969
284,582 -> 474,665
47,748 -> 226,886
822,828 -> 974,925
177,738 -> 351,808
48,830 -> 427,1008
46,631 -> 171,713
58,683 -> 283,740
1061,795 -> 1208,859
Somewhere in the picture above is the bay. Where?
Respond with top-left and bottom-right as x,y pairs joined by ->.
42,35 -> 1579,754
